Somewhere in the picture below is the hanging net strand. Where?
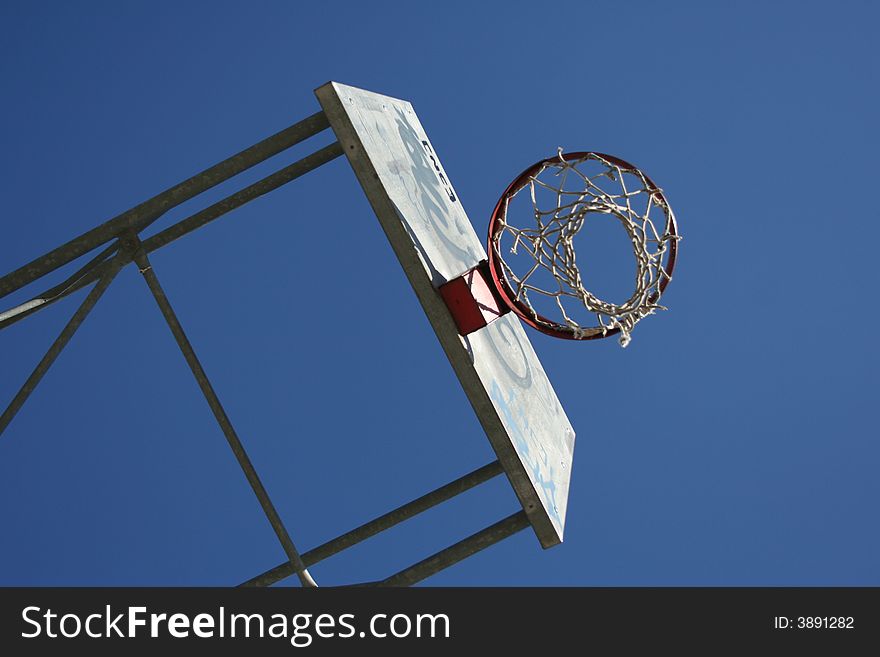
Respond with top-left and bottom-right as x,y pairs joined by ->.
490,150 -> 679,347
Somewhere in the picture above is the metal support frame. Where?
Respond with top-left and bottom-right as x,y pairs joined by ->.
1,105 -> 530,586
0,111 -> 330,300
0,142 -> 344,330
241,460 -> 504,587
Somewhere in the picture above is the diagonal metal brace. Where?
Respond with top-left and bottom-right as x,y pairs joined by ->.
130,239 -> 317,587
240,460 -> 504,587
0,247 -> 129,437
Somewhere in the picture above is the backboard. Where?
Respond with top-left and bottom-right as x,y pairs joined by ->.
316,82 -> 575,548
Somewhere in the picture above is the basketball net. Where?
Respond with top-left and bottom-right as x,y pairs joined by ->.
492,150 -> 679,347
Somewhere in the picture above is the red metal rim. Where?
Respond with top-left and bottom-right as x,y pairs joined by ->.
487,151 -> 679,341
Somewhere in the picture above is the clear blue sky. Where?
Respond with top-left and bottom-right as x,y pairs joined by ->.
1,1 -> 877,586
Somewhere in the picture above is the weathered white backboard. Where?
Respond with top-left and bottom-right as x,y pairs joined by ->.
316,82 -> 575,547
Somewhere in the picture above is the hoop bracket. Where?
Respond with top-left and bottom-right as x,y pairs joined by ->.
438,261 -> 509,336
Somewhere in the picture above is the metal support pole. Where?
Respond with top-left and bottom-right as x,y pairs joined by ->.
0,142 -> 343,331
0,249 -> 127,437
240,460 -> 504,587
131,244 -> 317,587
141,142 -> 343,254
379,511 -> 530,587
0,111 -> 330,299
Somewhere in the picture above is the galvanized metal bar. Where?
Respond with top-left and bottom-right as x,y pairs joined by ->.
131,245 -> 317,587
239,460 -> 505,587
0,111 -> 330,299
0,142 -> 344,331
0,249 -> 128,437
141,141 -> 343,254
379,511 -> 530,587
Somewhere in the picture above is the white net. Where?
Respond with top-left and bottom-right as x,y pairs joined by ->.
491,150 -> 678,347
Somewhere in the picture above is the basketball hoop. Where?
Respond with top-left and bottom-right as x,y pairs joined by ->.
487,150 -> 679,347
